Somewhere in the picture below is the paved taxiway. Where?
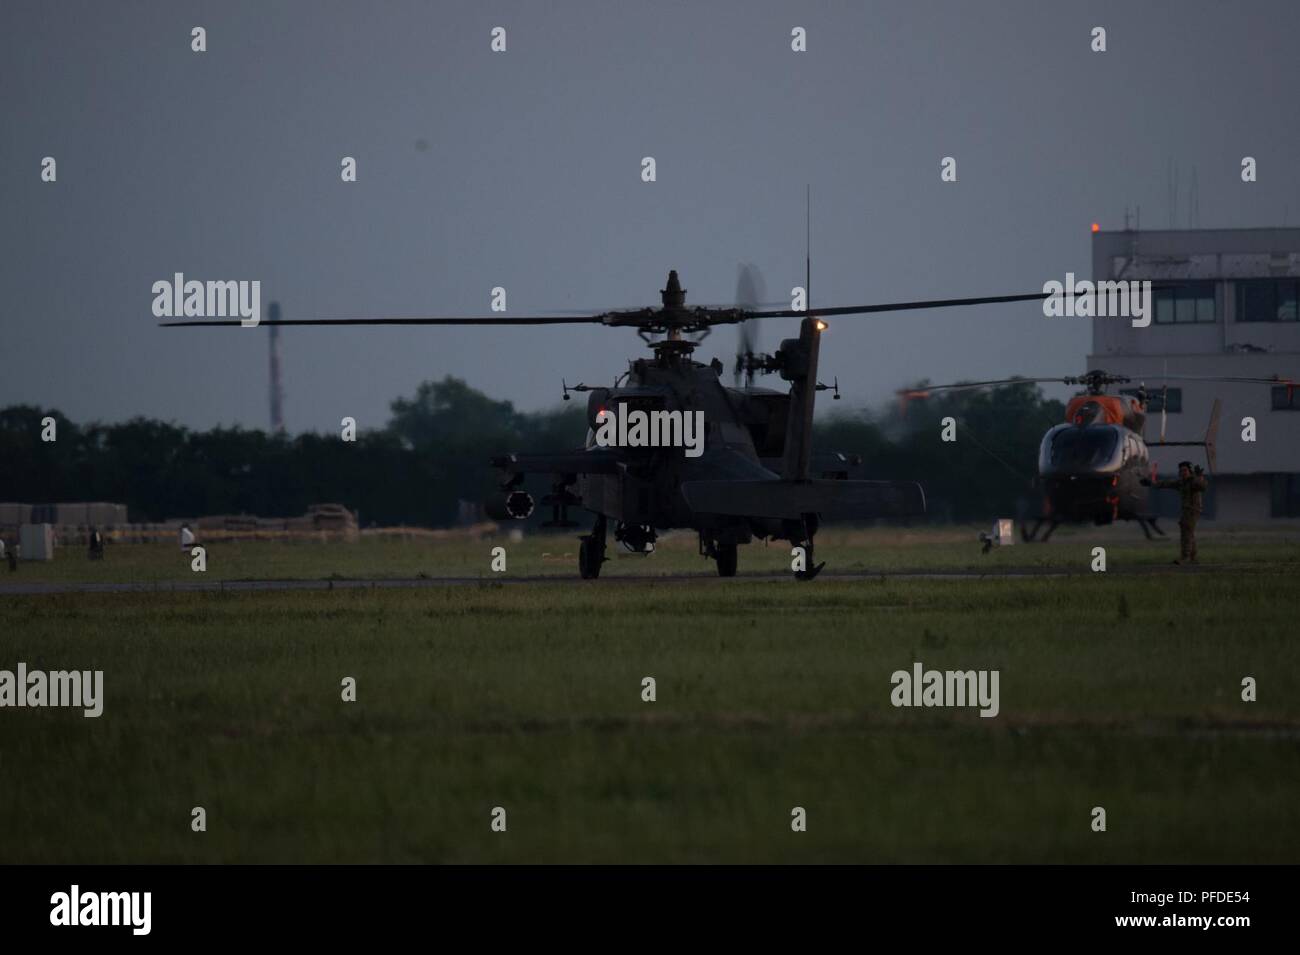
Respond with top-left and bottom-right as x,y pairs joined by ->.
0,564 -> 1231,596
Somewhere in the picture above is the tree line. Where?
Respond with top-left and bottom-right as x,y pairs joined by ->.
0,377 -> 1064,526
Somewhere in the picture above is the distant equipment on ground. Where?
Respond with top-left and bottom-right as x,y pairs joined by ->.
978,518 -> 1015,554
1,503 -> 129,549
186,504 -> 360,541
19,523 -> 55,561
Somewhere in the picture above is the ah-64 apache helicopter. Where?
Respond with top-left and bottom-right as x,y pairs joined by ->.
899,369 -> 1291,541
165,268 -> 1060,579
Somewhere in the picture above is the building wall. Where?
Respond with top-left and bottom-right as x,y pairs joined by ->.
1214,475 -> 1274,523
1091,228 -> 1300,360
1089,352 -> 1300,475
1089,228 -> 1300,518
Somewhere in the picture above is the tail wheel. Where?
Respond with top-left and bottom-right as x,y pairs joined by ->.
578,537 -> 603,579
793,538 -> 824,581
714,540 -> 738,577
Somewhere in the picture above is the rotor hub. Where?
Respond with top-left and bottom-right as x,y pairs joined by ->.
1063,370 -> 1130,395
650,337 -> 698,361
660,270 -> 687,310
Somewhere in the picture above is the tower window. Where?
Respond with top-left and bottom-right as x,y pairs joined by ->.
1237,279 -> 1300,322
1153,282 -> 1217,324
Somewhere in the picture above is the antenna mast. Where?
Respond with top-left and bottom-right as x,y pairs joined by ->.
805,184 -> 812,310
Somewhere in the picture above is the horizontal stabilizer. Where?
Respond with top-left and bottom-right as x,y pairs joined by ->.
682,479 -> 925,521
1146,396 -> 1222,474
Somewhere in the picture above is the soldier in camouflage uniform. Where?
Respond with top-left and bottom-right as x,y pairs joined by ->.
1142,460 -> 1208,564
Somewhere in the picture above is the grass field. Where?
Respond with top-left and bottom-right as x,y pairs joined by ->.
10,521 -> 1300,582
2,527 -> 1298,863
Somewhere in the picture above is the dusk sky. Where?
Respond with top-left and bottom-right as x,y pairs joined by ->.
4,0 -> 1299,432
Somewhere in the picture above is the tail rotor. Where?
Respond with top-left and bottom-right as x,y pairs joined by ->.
733,262 -> 765,388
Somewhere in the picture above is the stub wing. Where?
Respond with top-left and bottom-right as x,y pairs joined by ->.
491,449 -> 622,476
681,479 -> 926,521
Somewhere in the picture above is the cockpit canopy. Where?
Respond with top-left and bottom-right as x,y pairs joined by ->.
1038,423 -> 1125,476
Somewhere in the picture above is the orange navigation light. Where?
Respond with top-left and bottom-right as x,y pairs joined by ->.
1091,222 -> 1101,233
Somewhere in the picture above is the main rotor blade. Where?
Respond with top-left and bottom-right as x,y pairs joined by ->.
901,372 -> 1296,398
899,377 -> 1065,396
1123,373 -> 1294,385
746,290 -> 1051,319
160,315 -> 604,327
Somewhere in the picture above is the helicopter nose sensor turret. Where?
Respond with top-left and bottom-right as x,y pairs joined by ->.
660,270 -> 686,310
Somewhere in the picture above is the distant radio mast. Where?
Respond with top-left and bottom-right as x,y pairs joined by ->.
268,301 -> 285,432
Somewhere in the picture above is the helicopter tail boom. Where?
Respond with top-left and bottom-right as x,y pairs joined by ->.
780,316 -> 825,481
1147,397 -> 1222,474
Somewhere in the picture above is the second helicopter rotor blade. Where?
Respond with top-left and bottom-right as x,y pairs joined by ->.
897,377 -> 1067,397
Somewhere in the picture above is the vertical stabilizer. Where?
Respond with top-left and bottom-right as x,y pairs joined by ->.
780,316 -> 823,480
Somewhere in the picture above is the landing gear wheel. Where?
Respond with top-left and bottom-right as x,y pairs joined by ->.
791,514 -> 824,582
579,538 -> 602,579
579,515 -> 607,580
794,539 -> 825,582
714,540 -> 738,578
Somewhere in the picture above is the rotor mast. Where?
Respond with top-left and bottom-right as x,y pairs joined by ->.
660,270 -> 687,343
